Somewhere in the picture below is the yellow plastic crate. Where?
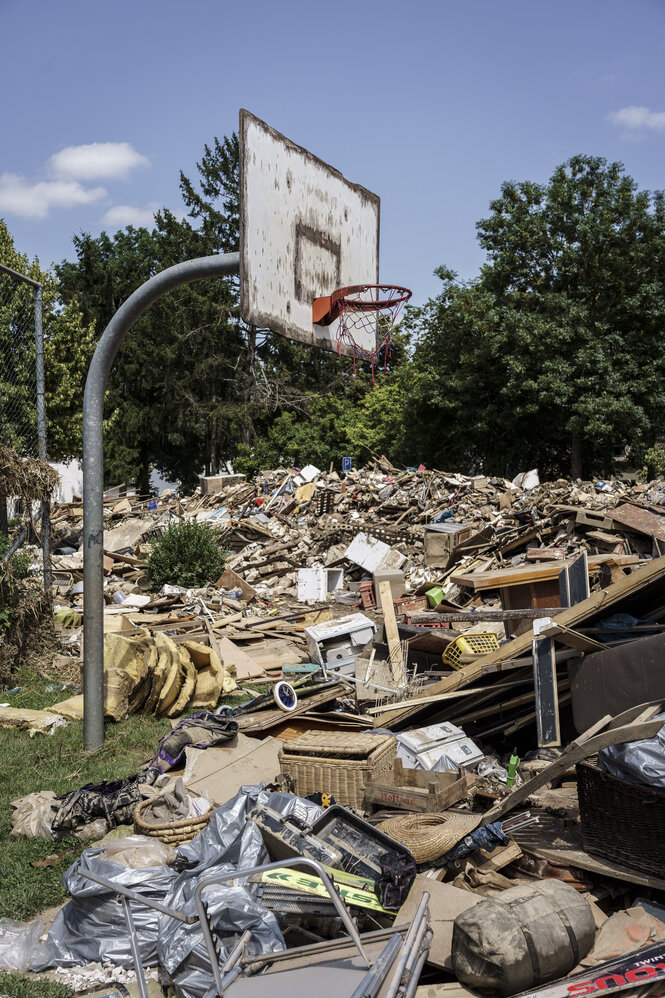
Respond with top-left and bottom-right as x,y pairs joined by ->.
442,633 -> 500,669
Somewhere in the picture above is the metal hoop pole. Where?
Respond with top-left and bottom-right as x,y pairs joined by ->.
82,253 -> 240,751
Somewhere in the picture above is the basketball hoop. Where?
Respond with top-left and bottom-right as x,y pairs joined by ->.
312,284 -> 412,378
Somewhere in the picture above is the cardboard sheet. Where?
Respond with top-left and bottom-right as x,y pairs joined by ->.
397,875 -> 481,969
183,733 -> 281,805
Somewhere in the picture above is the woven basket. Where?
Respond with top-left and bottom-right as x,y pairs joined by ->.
278,732 -> 396,809
133,799 -> 211,846
576,762 -> 665,877
377,812 -> 478,863
577,760 -> 665,877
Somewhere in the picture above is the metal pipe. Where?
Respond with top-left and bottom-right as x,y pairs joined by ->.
401,939 -> 431,998
349,934 -> 402,998
33,283 -> 51,590
82,252 -> 239,750
79,868 -> 195,922
244,925 -> 405,971
120,896 -> 150,998
0,262 -> 41,287
384,894 -> 430,998
221,928 -> 252,975
194,856 -> 372,995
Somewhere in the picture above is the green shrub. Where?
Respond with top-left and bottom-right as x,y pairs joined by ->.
146,520 -> 227,591
0,541 -> 33,631
642,444 -> 665,481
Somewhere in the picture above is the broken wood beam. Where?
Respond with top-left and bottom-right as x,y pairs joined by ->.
537,619 -> 605,653
379,580 -> 407,686
378,554 -> 665,728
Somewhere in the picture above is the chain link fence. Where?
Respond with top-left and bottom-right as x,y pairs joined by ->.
0,263 -> 50,586
0,266 -> 40,458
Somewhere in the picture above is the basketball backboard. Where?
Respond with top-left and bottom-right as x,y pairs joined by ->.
239,109 -> 380,357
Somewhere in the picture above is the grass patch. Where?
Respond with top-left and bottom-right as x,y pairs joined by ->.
0,666 -> 170,922
0,974 -> 73,997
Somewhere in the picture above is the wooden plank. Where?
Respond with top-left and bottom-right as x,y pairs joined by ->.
216,567 -> 257,602
559,562 -> 571,608
499,693 -> 572,739
538,620 -> 605,653
526,547 -> 565,561
378,554 -> 665,728
475,841 -> 523,873
512,819 -> 665,891
237,683 -> 348,732
451,554 -> 639,591
406,609 -> 565,623
216,635 -> 268,680
379,579 -> 406,686
103,548 -> 143,566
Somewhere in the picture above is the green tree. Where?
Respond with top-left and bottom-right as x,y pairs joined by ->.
1,220 -> 94,460
57,227 -> 209,491
407,157 -> 665,478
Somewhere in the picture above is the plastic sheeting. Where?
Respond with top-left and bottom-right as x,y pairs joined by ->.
9,790 -> 58,839
159,787 -> 284,998
0,917 -> 50,972
35,784 -> 295,998
100,834 -> 177,869
599,713 -> 665,788
34,848 -> 175,970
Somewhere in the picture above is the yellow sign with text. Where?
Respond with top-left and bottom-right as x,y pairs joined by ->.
260,868 -> 390,914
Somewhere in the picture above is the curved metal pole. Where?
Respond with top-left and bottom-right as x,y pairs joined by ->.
82,253 -> 240,750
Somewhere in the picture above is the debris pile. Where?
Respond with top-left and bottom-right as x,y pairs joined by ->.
5,461 -> 665,996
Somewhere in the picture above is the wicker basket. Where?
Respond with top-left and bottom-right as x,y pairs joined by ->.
133,799 -> 212,846
577,759 -> 665,877
278,731 -> 396,809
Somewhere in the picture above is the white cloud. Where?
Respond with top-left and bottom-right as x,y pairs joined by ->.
0,173 -> 106,219
50,142 -> 149,181
608,105 -> 665,131
102,202 -> 161,227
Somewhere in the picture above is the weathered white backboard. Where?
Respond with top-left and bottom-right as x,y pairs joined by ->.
239,109 -> 380,356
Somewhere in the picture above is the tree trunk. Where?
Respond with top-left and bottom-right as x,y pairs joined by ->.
241,326 -> 256,446
136,451 -> 151,497
571,430 -> 582,479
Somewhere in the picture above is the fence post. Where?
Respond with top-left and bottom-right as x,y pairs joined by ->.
33,284 -> 51,589
0,263 -> 52,588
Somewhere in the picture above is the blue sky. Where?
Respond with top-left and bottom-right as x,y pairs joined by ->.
1,0 -> 664,309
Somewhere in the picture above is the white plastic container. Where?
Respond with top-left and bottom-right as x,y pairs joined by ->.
395,722 -> 484,772
305,613 -> 377,675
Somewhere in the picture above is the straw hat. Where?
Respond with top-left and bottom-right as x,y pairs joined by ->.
378,812 -> 480,863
